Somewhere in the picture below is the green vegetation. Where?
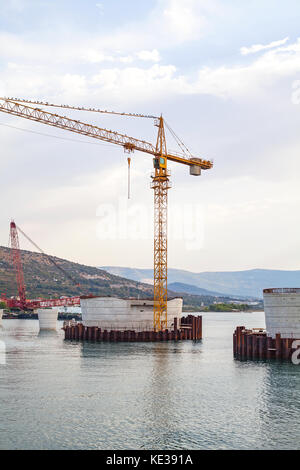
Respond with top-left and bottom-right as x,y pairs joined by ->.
0,301 -> 7,309
205,303 -> 252,312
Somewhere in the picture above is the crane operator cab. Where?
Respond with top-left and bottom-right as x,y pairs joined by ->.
153,156 -> 167,170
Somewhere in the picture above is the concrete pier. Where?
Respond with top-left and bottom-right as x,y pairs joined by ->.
80,296 -> 183,331
264,288 -> 300,339
37,307 -> 58,331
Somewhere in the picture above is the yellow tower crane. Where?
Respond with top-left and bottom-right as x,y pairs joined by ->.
0,97 -> 213,331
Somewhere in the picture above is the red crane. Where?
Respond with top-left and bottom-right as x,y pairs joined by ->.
3,221 -> 83,310
9,221 -> 26,308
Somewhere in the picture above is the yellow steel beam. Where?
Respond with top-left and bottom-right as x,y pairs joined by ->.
0,98 -> 213,170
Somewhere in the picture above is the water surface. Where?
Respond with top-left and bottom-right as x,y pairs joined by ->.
0,313 -> 299,450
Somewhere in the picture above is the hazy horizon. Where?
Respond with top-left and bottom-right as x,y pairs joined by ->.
1,242 -> 300,274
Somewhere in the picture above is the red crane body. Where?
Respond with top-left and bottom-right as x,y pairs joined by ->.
3,221 -> 82,310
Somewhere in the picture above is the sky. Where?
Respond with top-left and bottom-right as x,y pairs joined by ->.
1,0 -> 300,273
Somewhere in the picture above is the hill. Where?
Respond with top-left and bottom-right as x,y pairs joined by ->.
101,266 -> 300,298
0,246 -> 243,312
0,246 -> 153,300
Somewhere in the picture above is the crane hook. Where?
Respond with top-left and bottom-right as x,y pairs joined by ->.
127,157 -> 131,200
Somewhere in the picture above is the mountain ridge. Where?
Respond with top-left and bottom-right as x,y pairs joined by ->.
101,266 -> 300,298
168,282 -> 232,298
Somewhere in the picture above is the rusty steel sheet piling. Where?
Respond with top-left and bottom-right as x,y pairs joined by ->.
233,326 -> 299,361
63,315 -> 202,343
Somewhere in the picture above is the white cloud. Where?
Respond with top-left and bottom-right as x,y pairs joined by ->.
0,0 -> 219,71
161,0 -> 208,42
89,64 -> 179,102
183,37 -> 300,99
82,49 -> 115,64
87,0 -> 216,52
240,37 -> 289,55
136,49 -> 161,62
119,55 -> 134,64
2,26 -> 300,105
0,32 -> 116,65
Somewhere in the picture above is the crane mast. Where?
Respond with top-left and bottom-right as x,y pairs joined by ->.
0,97 -> 213,331
151,117 -> 170,330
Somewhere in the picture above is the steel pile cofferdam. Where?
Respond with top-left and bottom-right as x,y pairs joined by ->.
63,296 -> 203,342
234,288 -> 300,361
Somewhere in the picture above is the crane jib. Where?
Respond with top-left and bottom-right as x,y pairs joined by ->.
0,98 -> 213,170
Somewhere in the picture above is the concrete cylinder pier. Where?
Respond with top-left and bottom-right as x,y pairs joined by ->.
80,296 -> 183,331
263,288 -> 300,339
0,309 -> 3,326
37,307 -> 59,331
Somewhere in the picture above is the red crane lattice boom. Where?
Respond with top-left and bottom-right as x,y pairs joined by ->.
9,221 -> 27,307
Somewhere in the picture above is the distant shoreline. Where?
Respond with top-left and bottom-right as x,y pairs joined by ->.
3,314 -> 82,321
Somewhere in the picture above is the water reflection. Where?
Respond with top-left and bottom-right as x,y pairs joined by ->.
142,344 -> 174,448
139,342 -> 203,450
38,330 -> 59,338
258,362 -> 300,449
